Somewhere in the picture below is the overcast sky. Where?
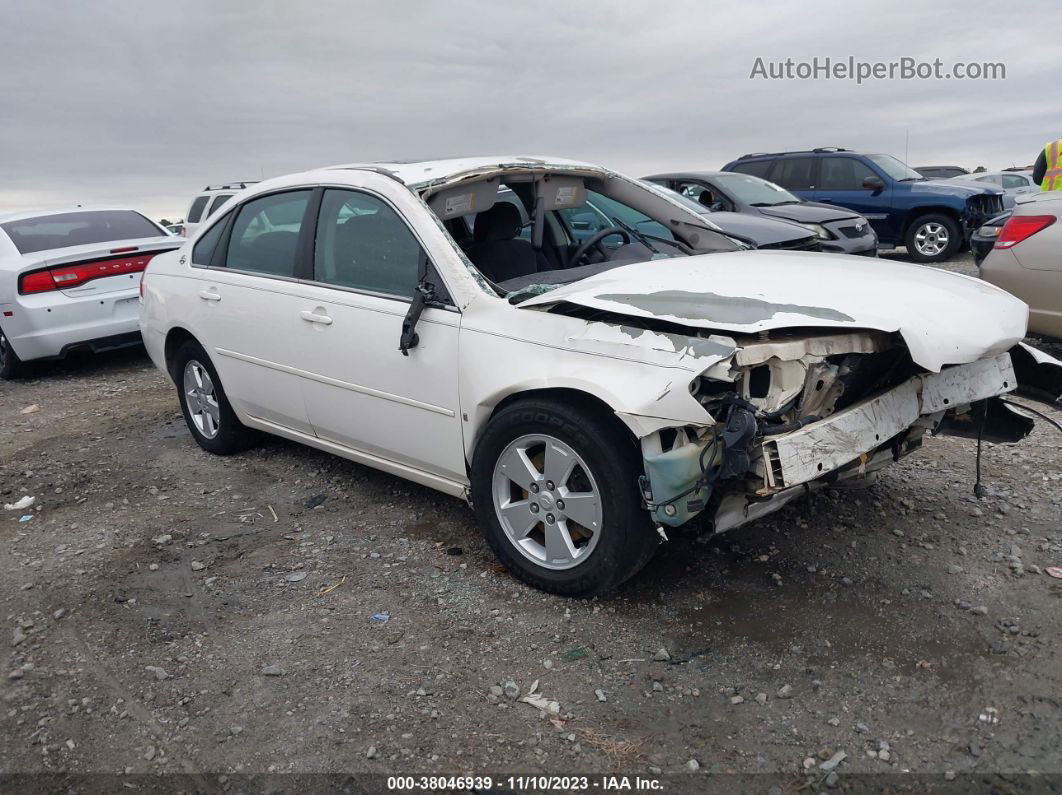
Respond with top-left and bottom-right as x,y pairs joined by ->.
2,0 -> 1058,220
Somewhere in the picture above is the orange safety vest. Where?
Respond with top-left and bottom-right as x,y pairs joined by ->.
1043,139 -> 1062,191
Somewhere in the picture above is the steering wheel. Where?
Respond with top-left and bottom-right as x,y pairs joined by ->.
567,227 -> 630,268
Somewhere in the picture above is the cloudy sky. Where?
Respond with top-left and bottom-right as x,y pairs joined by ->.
2,0 -> 1058,220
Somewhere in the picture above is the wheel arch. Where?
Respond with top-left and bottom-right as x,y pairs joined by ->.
900,205 -> 962,238
466,385 -> 641,471
163,326 -> 201,381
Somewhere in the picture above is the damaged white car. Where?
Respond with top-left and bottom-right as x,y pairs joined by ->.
139,157 -> 1062,596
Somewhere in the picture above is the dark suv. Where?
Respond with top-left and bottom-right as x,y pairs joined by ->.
721,148 -> 1005,263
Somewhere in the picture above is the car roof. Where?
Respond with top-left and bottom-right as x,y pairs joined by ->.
323,155 -> 605,188
734,148 -> 864,160
0,207 -> 138,224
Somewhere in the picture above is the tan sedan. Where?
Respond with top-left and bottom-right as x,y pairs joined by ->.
981,192 -> 1062,339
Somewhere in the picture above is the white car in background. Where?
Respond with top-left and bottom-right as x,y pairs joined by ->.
183,182 -> 257,238
0,208 -> 177,378
950,169 -> 1039,208
140,157 -> 1062,596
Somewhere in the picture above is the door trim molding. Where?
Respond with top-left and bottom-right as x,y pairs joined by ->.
245,414 -> 469,498
214,347 -> 456,417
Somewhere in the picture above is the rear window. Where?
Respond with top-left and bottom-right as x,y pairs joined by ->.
1,210 -> 162,255
187,195 -> 210,223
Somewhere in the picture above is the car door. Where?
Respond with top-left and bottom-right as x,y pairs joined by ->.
186,189 -> 315,434
815,156 -> 895,239
294,183 -> 465,480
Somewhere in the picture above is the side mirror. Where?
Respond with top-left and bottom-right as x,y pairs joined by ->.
862,175 -> 885,192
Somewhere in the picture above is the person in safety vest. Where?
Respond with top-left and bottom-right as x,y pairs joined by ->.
1033,138 -> 1062,191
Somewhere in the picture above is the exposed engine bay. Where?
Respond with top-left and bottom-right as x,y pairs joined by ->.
630,326 -> 1034,533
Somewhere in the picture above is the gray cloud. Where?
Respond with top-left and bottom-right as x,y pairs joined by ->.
1,0 -> 1058,220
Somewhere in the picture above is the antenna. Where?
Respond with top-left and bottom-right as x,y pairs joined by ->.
905,128 -> 909,165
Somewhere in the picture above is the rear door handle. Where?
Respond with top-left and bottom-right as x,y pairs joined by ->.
300,310 -> 333,325
198,289 -> 221,302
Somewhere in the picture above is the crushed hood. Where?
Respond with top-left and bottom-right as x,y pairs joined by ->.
517,251 -> 1030,373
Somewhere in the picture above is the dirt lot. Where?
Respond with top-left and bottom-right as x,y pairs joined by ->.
2,254 -> 1061,793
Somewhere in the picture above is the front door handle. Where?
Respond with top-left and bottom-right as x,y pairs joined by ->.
299,310 -> 333,325
199,289 -> 221,302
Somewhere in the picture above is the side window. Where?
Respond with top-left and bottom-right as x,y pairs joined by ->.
191,215 -> 228,266
730,160 -> 773,179
207,194 -> 232,217
1001,174 -> 1027,189
187,195 -> 209,224
675,181 -> 724,209
313,188 -> 424,299
819,157 -> 877,190
224,190 -> 311,277
774,157 -> 816,190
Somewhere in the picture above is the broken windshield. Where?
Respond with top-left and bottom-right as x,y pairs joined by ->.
426,169 -> 740,302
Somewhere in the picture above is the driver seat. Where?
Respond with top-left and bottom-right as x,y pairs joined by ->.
467,203 -> 539,283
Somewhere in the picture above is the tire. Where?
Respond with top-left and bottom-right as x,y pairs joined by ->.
471,397 -> 659,596
905,213 -> 961,263
0,326 -> 25,380
173,340 -> 258,455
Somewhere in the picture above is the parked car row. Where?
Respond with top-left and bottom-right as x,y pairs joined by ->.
721,147 -> 1006,263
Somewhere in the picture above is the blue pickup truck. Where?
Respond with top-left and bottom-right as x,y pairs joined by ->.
721,148 -> 1006,263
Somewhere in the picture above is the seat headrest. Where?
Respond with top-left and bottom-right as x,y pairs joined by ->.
473,202 -> 523,243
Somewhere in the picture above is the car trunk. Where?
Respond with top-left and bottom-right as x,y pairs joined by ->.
17,239 -> 178,298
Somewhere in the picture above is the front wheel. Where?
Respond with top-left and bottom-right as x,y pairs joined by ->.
0,327 -> 24,380
905,213 -> 961,263
173,340 -> 258,455
471,398 -> 659,596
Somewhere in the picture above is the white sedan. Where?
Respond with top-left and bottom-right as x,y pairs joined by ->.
0,208 -> 178,378
139,157 -> 1062,596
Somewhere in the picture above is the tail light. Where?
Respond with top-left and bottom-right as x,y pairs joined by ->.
18,251 -> 166,295
994,215 -> 1056,249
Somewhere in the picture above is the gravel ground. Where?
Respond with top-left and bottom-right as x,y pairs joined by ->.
1,253 -> 1061,793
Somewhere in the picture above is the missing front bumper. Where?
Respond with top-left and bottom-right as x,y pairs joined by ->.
761,352 -> 1016,490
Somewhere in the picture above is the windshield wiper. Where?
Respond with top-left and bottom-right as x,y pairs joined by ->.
898,177 -> 925,182
609,215 -> 659,254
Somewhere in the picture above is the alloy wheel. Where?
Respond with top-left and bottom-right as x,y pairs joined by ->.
492,433 -> 603,570
913,221 -> 949,257
183,360 -> 221,439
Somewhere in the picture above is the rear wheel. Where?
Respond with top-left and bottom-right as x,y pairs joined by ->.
905,213 -> 961,263
0,327 -> 24,380
471,398 -> 659,596
173,340 -> 257,455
